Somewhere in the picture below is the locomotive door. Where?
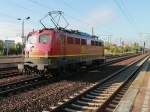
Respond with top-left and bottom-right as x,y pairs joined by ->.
60,33 -> 66,55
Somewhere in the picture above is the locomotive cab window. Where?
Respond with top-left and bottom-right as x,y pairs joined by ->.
39,35 -> 50,43
27,35 -> 37,44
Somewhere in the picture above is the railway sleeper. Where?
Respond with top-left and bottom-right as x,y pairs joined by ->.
69,103 -> 98,111
108,103 -> 116,108
81,97 -> 106,103
64,108 -> 82,112
92,90 -> 114,96
105,107 -> 114,112
89,92 -> 110,97
86,94 -> 109,100
95,90 -> 115,94
75,100 -> 102,107
112,99 -> 119,104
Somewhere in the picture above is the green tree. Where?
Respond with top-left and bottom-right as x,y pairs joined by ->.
131,43 -> 141,53
0,40 -> 4,55
9,44 -> 16,54
16,43 -> 22,54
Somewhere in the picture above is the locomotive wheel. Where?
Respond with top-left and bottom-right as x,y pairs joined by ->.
59,66 -> 68,76
68,63 -> 79,72
50,69 -> 60,77
41,69 -> 52,78
50,65 -> 69,78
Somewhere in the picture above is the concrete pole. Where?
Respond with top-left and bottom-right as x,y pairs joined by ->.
22,20 -> 24,56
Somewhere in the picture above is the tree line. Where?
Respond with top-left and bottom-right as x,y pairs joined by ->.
104,42 -> 143,55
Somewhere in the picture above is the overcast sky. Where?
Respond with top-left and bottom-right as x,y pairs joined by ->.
0,0 -> 149,47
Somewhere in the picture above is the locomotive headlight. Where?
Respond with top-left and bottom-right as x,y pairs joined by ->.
26,51 -> 29,58
45,51 -> 48,57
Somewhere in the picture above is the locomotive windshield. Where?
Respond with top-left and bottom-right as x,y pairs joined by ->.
39,35 -> 50,43
27,35 -> 37,44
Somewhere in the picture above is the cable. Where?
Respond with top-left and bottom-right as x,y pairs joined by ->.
113,0 -> 139,33
11,1 -> 33,12
27,0 -> 90,30
28,0 -> 88,27
27,0 -> 51,10
0,11 -> 17,20
54,0 -> 91,26
60,0 -> 83,17
59,0 -> 113,33
27,0 -> 111,34
113,0 -> 132,23
64,13 -> 90,27
5,0 -> 46,27
120,0 -> 140,31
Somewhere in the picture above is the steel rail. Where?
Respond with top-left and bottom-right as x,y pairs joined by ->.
50,54 -> 149,112
0,54 -> 143,97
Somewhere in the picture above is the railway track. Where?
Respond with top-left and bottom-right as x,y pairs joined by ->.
0,54 -> 117,80
0,66 -> 17,71
0,54 -> 138,80
0,75 -> 49,96
0,70 -> 21,79
0,54 -> 147,112
82,54 -> 140,71
0,63 -> 21,79
0,54 -> 142,97
50,55 -> 149,112
105,53 -> 140,63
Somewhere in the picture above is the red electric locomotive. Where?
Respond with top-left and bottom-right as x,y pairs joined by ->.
18,11 -> 105,76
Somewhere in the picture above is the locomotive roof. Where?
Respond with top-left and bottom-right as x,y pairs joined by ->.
30,27 -> 103,42
57,27 -> 98,39
42,28 -> 101,39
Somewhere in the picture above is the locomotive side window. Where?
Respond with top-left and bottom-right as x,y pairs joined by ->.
98,42 -> 102,46
27,35 -> 37,44
95,41 -> 98,46
91,40 -> 95,46
39,35 -> 50,43
91,40 -> 102,46
75,38 -> 80,44
81,39 -> 86,45
67,37 -> 74,44
60,36 -> 65,44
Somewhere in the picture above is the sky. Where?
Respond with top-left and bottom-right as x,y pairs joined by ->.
0,0 -> 149,48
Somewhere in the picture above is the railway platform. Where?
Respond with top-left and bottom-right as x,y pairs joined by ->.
114,58 -> 150,112
0,57 -> 23,64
